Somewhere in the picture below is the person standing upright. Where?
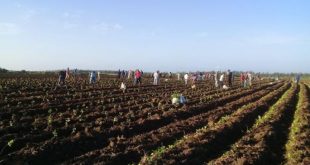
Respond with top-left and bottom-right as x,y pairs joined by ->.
118,69 -> 121,79
128,70 -> 132,79
58,70 -> 66,85
247,72 -> 252,87
227,69 -> 233,87
153,70 -> 160,85
214,72 -> 219,88
134,69 -> 142,85
184,73 -> 189,85
66,67 -> 70,79
90,71 -> 97,84
240,73 -> 245,87
97,71 -> 101,81
219,73 -> 224,88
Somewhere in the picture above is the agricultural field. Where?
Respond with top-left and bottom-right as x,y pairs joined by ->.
0,74 -> 309,165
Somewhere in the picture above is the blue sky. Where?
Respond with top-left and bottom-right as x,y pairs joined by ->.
0,0 -> 309,73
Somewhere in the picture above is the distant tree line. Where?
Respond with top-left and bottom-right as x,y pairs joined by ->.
0,67 -> 8,73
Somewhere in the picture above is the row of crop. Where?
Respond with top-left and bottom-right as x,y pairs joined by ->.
0,82 -> 280,164
208,84 -> 298,165
0,76 -> 209,97
0,78 -> 226,115
0,77 -> 269,102
0,81 -> 253,136
140,83 -> 292,165
65,82 -> 286,165
0,77 -> 150,94
0,82 -> 251,158
0,81 -> 229,136
0,82 -> 193,118
0,80 -> 196,108
285,83 -> 310,164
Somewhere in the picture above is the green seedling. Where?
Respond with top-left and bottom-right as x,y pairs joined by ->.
113,117 -> 118,124
48,115 -> 52,125
8,139 -> 14,147
53,130 -> 58,137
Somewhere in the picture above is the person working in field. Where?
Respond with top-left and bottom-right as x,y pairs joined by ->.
117,69 -> 121,79
219,73 -> 224,88
153,70 -> 160,85
184,73 -> 189,85
128,70 -> 132,79
58,70 -> 66,85
227,69 -> 233,87
73,68 -> 77,79
177,73 -> 181,81
97,71 -> 101,80
66,67 -> 70,79
121,70 -> 125,78
247,72 -> 252,87
134,69 -> 142,85
90,71 -> 97,84
214,72 -> 219,88
120,82 -> 126,93
242,72 -> 250,87
191,73 -> 197,84
240,73 -> 246,87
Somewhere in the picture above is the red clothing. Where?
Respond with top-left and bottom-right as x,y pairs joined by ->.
135,71 -> 141,78
241,74 -> 245,81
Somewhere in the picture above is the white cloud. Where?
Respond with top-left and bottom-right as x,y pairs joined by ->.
90,22 -> 123,34
0,23 -> 21,35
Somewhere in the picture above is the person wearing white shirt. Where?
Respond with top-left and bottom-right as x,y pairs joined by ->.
214,72 -> 219,88
247,72 -> 252,86
219,73 -> 224,88
120,82 -> 126,93
153,71 -> 160,85
184,73 -> 189,85
97,71 -> 100,80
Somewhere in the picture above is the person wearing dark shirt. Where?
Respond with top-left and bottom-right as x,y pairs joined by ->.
58,70 -> 66,85
118,69 -> 121,79
227,70 -> 233,87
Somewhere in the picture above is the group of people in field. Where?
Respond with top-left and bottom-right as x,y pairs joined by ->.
57,68 -> 145,86
57,68 -> 245,89
58,68 -> 82,85
177,70 -> 256,89
58,68 -> 302,91
240,72 -> 253,88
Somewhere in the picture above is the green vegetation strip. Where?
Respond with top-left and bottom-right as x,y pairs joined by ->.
208,84 -> 298,165
285,84 -> 310,164
139,83 -> 290,165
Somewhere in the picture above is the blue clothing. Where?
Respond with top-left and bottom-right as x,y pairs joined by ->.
180,96 -> 186,104
90,71 -> 97,83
